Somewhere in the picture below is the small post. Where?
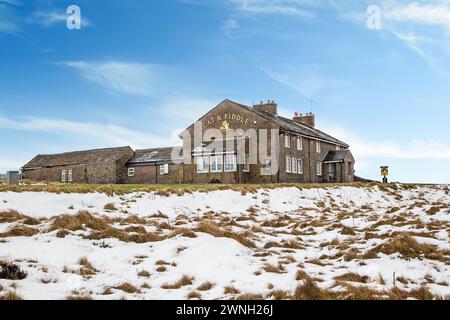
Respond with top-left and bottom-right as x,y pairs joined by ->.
380,166 -> 389,184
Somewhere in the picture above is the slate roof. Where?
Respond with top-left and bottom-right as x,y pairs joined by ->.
22,147 -> 133,169
126,147 -> 183,165
323,150 -> 352,162
234,101 -> 349,147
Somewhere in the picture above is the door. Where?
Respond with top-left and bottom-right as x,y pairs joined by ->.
327,163 -> 336,183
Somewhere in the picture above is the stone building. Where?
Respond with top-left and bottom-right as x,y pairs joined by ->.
124,147 -> 184,184
21,99 -> 355,184
21,147 -> 134,184
179,99 -> 355,184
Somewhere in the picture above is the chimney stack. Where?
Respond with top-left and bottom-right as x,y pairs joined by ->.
253,100 -> 277,115
293,112 -> 315,128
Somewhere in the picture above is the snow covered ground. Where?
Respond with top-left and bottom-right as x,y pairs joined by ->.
0,184 -> 449,300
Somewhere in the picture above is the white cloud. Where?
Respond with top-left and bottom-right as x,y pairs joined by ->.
0,116 -> 173,150
61,61 -> 160,97
321,123 -> 450,160
159,97 -> 217,122
230,0 -> 314,17
385,2 -> 450,30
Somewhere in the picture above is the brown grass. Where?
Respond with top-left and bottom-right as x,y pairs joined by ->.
224,285 -> 240,295
262,263 -> 285,274
161,275 -> 194,289
104,203 -> 117,211
235,293 -> 264,300
334,273 -> 369,283
293,279 -> 334,300
78,257 -> 97,276
115,282 -> 139,293
0,210 -> 24,223
187,291 -> 202,299
369,234 -> 443,261
0,291 -> 23,300
0,225 -> 39,238
137,270 -> 151,278
66,295 -> 93,300
196,221 -> 256,248
50,211 -> 109,232
197,281 -> 214,291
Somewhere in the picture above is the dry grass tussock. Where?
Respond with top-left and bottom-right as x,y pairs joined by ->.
0,225 -> 39,238
368,234 -> 448,262
0,261 -> 27,280
161,275 -> 194,289
196,220 -> 256,248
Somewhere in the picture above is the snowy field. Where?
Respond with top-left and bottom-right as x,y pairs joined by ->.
0,184 -> 449,300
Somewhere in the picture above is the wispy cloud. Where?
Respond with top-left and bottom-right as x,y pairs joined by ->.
229,0 -> 314,17
223,17 -> 240,38
0,3 -> 20,33
0,116 -> 172,149
384,2 -> 450,30
261,65 -> 339,99
29,9 -> 91,28
60,61 -> 161,97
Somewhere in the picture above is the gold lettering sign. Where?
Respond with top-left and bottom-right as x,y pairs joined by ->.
220,120 -> 230,132
203,113 -> 252,129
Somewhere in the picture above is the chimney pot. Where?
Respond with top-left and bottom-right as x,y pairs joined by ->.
292,111 -> 315,128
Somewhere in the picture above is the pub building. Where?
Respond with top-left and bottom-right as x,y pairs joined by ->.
22,99 -> 355,184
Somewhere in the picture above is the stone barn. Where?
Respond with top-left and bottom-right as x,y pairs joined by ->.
21,147 -> 134,184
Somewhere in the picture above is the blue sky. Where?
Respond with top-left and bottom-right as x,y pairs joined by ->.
1,0 -> 449,183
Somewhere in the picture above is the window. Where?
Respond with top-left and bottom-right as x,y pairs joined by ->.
286,156 -> 292,173
67,170 -> 73,182
285,134 -> 291,148
243,155 -> 250,172
61,170 -> 66,183
298,158 -> 304,174
160,164 -> 169,175
292,158 -> 298,174
210,156 -> 223,172
297,137 -> 303,151
317,162 -> 322,176
224,154 -> 237,172
336,145 -> 341,151
127,168 -> 135,177
316,141 -> 321,153
197,156 -> 210,173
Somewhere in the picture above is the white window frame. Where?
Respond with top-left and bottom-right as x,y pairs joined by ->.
224,154 -> 237,172
336,145 -> 341,151
285,134 -> 291,148
197,156 -> 210,173
298,158 -> 304,174
286,156 -> 292,173
67,169 -> 73,182
316,141 -> 321,153
210,155 -> 223,173
297,137 -> 303,151
61,170 -> 66,183
160,164 -> 169,175
292,158 -> 298,174
127,168 -> 135,177
317,162 -> 322,176
243,154 -> 250,172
